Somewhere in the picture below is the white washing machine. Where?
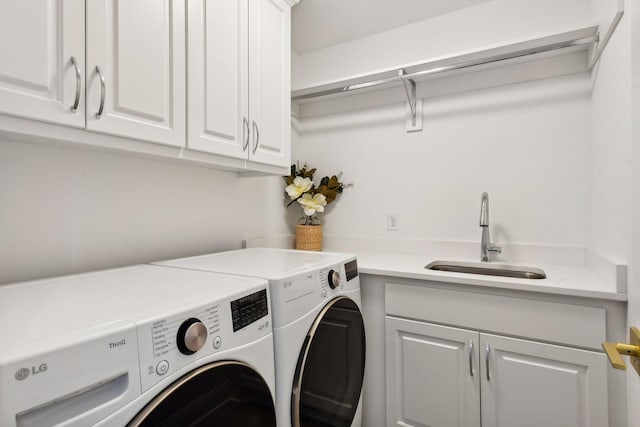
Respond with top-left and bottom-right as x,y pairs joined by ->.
0,264 -> 276,427
154,248 -> 366,427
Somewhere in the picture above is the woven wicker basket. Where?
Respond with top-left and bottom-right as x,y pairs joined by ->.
295,224 -> 323,251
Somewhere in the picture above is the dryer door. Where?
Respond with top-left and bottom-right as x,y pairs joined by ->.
128,361 -> 275,427
292,297 -> 366,427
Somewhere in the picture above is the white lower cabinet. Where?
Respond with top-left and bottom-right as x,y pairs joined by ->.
386,316 -> 608,427
386,318 -> 480,427
481,332 -> 608,427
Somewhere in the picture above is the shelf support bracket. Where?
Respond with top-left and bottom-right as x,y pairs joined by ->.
400,69 -> 422,132
401,69 -> 417,124
589,9 -> 624,68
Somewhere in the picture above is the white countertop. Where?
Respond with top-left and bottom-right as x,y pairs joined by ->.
356,252 -> 627,301
244,236 -> 628,302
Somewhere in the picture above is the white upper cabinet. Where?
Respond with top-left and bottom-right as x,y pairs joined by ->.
86,0 -> 186,147
187,0 -> 248,158
0,0 -> 85,128
248,0 -> 291,167
187,0 -> 291,168
0,0 -> 292,173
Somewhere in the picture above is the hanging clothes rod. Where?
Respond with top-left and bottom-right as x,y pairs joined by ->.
292,27 -> 599,102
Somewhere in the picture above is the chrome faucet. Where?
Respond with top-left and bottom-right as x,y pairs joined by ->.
479,192 -> 502,262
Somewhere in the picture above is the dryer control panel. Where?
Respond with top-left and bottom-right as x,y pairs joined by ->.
270,256 -> 360,328
319,259 -> 359,296
136,285 -> 271,392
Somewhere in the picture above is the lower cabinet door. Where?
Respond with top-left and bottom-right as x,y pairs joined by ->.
385,316 -> 481,427
480,333 -> 608,427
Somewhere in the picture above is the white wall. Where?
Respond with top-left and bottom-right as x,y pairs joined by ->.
293,73 -> 592,248
290,0 -> 612,252
0,140 -> 289,285
590,11 -> 632,262
627,0 -> 640,416
294,0 -> 593,90
587,3 -> 636,422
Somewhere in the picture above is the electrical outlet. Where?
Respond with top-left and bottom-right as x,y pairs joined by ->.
387,213 -> 399,231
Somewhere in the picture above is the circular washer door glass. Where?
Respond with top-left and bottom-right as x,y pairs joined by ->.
292,297 -> 366,427
129,361 -> 275,427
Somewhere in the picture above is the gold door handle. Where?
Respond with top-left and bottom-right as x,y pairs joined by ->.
602,327 -> 640,374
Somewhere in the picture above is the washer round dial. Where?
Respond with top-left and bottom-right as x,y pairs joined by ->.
328,270 -> 341,289
177,318 -> 208,355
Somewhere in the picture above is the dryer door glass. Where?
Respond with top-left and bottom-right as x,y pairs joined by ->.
128,361 -> 275,427
292,297 -> 366,427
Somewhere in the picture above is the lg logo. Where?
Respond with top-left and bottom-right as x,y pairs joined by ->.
15,364 -> 47,381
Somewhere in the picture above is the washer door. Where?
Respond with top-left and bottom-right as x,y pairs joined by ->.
292,297 -> 366,427
128,361 -> 275,427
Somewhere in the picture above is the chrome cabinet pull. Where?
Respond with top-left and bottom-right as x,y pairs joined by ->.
485,343 -> 491,381
469,339 -> 474,377
242,117 -> 250,151
95,66 -> 105,119
252,121 -> 259,154
70,57 -> 81,112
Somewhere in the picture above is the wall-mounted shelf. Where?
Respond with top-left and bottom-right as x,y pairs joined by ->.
292,12 -> 622,107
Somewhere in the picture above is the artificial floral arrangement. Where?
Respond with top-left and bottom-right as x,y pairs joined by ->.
284,162 -> 352,225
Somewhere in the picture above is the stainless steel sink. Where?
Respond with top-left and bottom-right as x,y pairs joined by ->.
425,260 -> 546,279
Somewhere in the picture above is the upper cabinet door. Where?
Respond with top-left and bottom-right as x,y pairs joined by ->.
86,0 -> 185,147
0,0 -> 85,128
248,0 -> 291,167
480,333 -> 608,427
186,0 -> 248,158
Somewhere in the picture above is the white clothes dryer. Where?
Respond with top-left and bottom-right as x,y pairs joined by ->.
155,248 -> 366,427
0,264 -> 276,427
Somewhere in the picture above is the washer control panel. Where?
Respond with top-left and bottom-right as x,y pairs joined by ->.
176,318 -> 208,355
327,269 -> 341,289
136,286 -> 271,391
231,289 -> 268,332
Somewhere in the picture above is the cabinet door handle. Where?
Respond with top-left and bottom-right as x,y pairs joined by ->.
70,57 -> 81,113
242,117 -> 250,151
468,339 -> 474,377
252,121 -> 259,154
485,343 -> 491,381
95,66 -> 106,119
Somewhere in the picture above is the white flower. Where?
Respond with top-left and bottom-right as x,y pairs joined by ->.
297,193 -> 327,216
286,177 -> 313,200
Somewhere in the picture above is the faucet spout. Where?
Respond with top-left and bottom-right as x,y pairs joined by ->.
479,192 -> 502,262
479,192 -> 489,226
